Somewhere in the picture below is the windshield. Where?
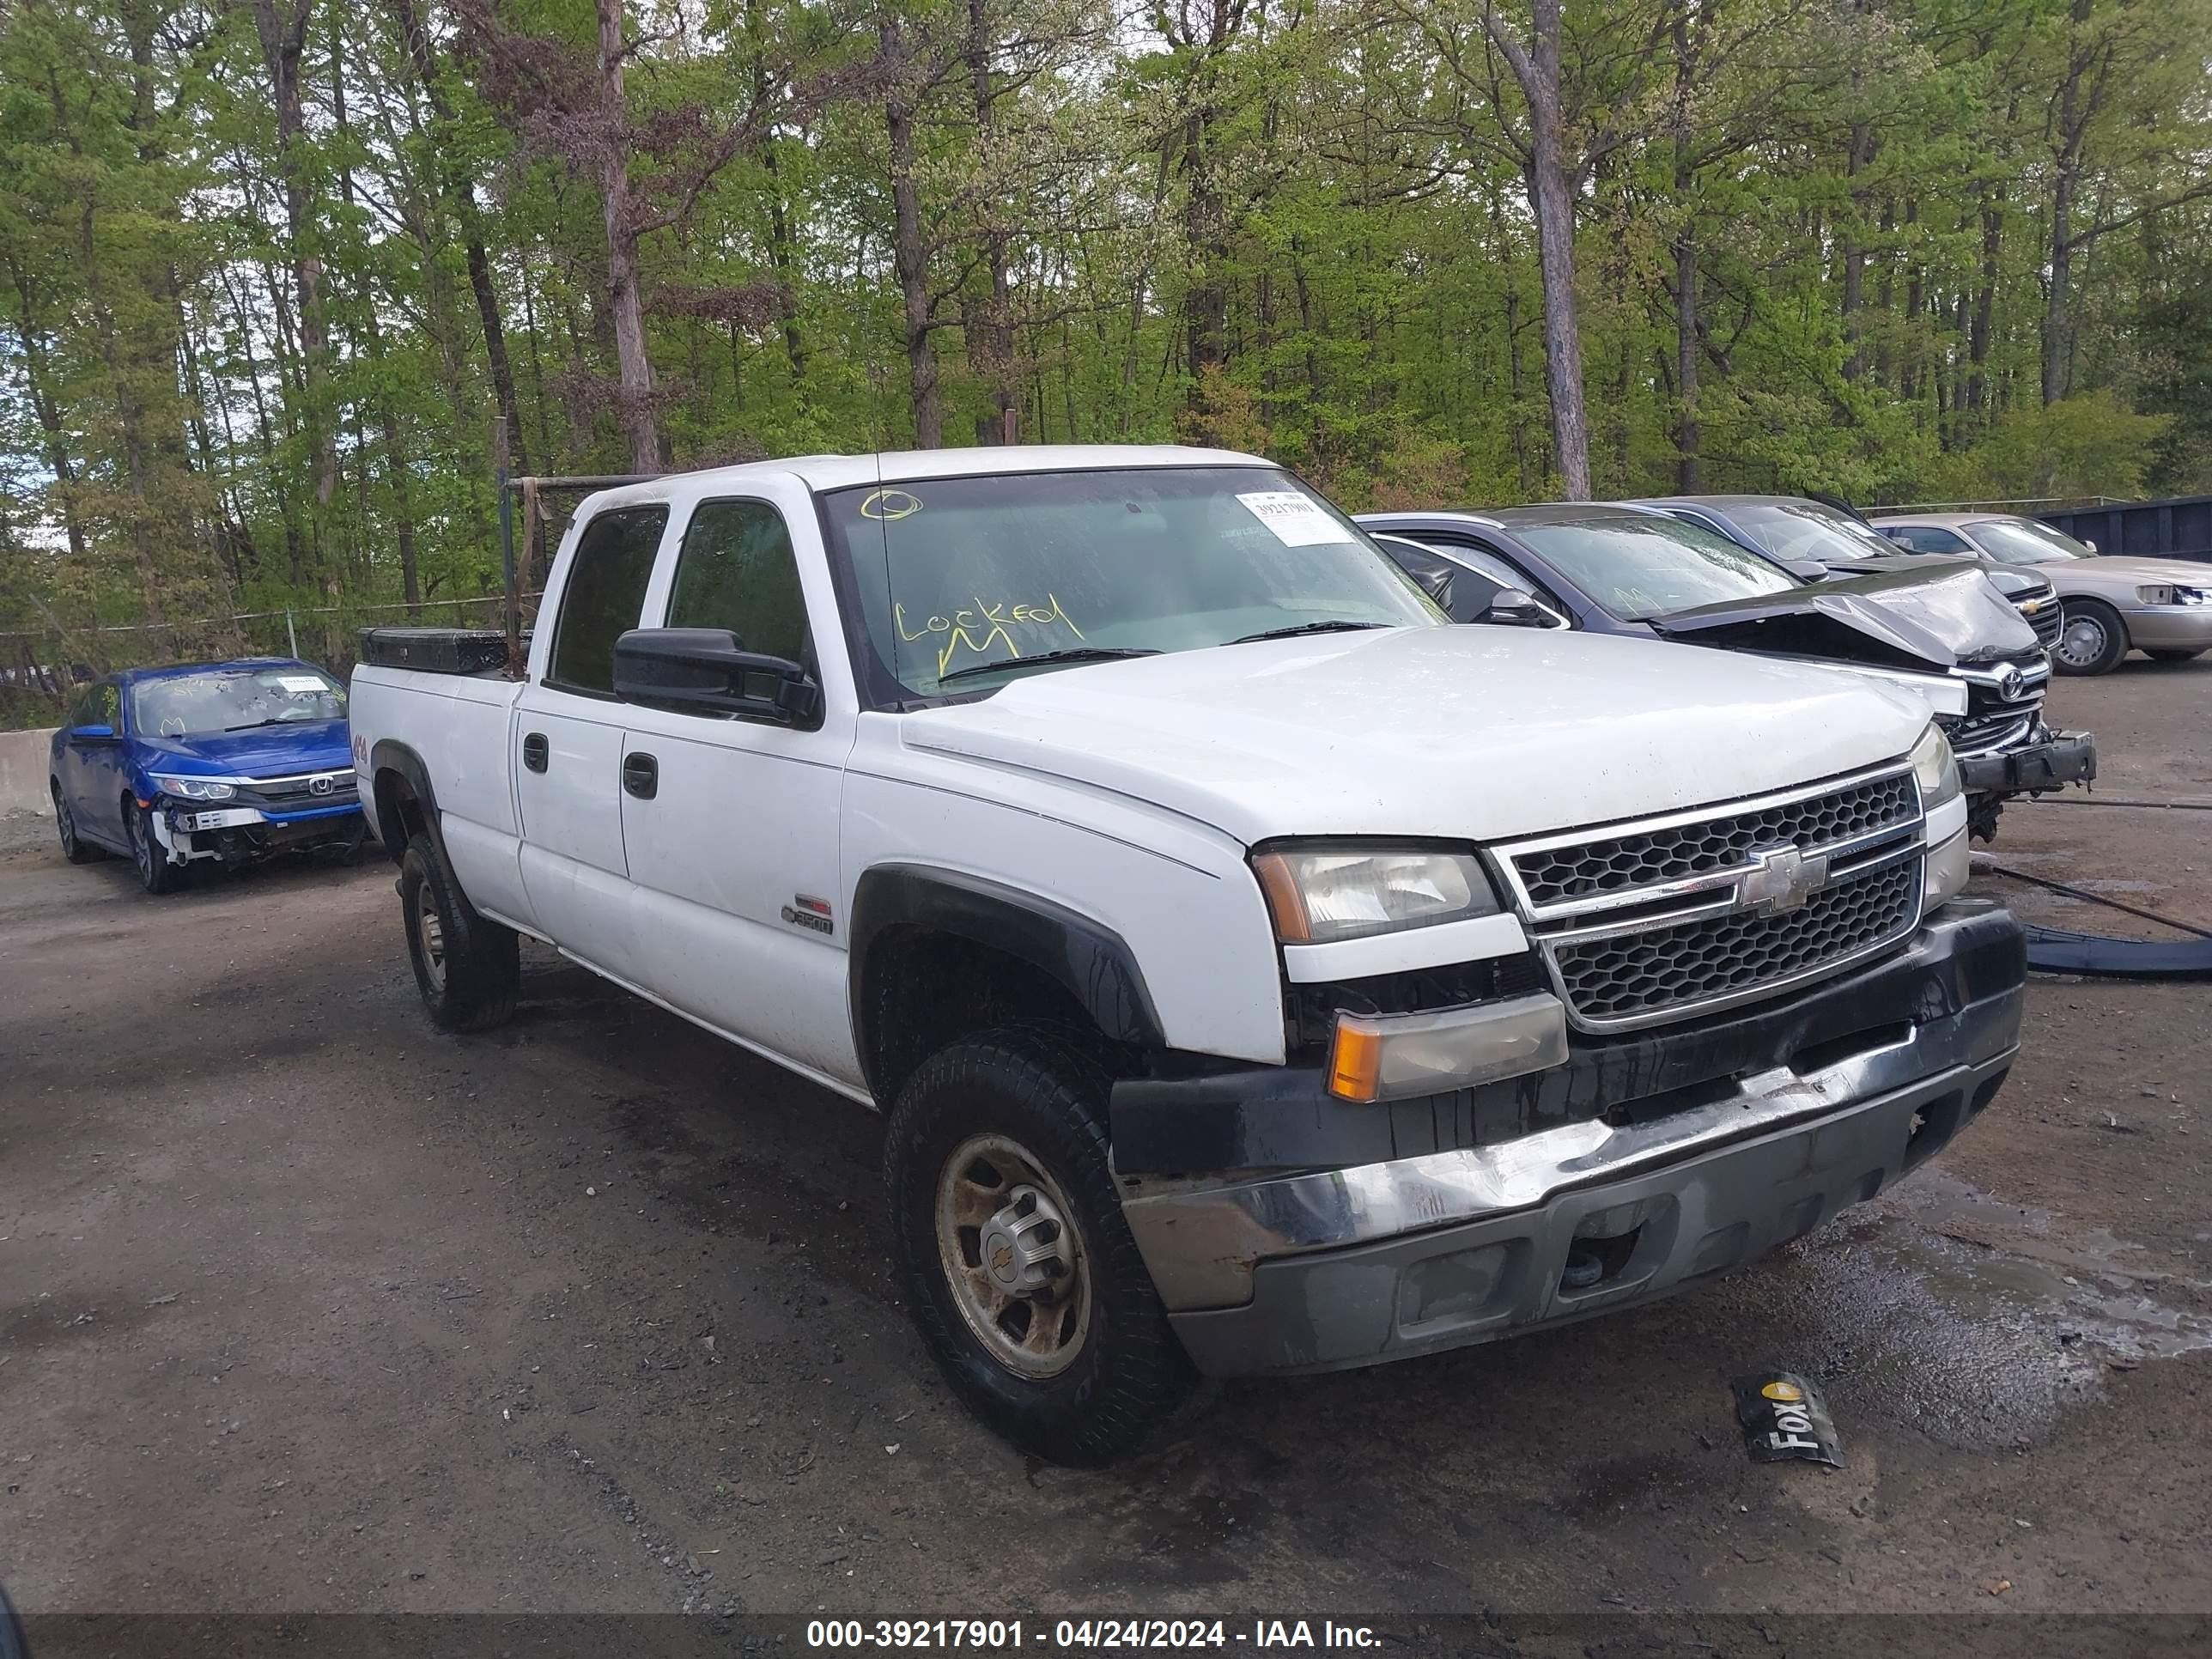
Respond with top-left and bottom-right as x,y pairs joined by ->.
1966,519 -> 2093,564
820,465 -> 1442,698
131,665 -> 346,738
1723,501 -> 1903,565
1508,514 -> 1800,621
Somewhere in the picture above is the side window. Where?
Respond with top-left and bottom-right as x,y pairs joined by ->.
97,683 -> 121,729
547,506 -> 669,696
665,499 -> 811,665
1889,526 -> 1969,554
69,685 -> 97,728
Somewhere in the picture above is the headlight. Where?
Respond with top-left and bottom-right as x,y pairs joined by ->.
1251,845 -> 1499,944
1906,725 -> 1960,812
150,774 -> 237,801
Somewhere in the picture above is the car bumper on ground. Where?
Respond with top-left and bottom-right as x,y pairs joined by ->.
1116,902 -> 2025,1376
2118,606 -> 2212,650
1960,730 -> 2097,796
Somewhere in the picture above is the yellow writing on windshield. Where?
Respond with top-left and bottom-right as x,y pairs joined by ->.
896,593 -> 1085,679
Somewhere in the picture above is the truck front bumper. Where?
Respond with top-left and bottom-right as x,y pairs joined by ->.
1959,730 -> 2097,797
1119,904 -> 2024,1377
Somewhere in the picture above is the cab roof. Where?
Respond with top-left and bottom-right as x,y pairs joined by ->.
570,444 -> 1273,515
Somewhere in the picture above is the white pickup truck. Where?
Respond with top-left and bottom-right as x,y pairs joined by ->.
349,445 -> 2027,1465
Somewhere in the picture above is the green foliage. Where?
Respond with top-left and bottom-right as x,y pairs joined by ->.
2,0 -> 2209,681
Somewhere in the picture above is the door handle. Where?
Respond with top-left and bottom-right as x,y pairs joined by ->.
622,751 -> 659,800
522,732 -> 548,773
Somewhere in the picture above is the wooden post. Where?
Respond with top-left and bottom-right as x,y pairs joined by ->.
495,417 -> 520,675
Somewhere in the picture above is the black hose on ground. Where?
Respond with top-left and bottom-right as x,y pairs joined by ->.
1980,861 -> 2212,940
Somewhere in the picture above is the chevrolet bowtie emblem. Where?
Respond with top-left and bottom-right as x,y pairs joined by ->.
1741,843 -> 1829,915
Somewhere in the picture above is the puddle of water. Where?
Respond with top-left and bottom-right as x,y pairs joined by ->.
1752,1169 -> 2212,1449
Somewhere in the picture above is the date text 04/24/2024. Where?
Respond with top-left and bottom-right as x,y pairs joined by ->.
805,1621 -> 1381,1650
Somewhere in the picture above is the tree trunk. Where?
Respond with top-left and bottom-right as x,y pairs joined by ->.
744,0 -> 807,386
2043,0 -> 2096,406
1526,142 -> 1590,497
595,0 -> 662,471
965,0 -> 1017,445
2043,158 -> 2078,405
1487,0 -> 1592,498
1839,123 -> 1875,382
882,20 -> 943,448
392,0 -> 531,476
247,0 -> 339,577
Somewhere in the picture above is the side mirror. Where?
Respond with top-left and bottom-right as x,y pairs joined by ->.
614,628 -> 821,727
2083,538 -> 2098,553
1778,557 -> 1829,581
1482,588 -> 1556,629
70,722 -> 117,743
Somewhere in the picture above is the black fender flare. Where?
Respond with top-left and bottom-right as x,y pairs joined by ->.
847,865 -> 1166,1097
367,739 -> 443,866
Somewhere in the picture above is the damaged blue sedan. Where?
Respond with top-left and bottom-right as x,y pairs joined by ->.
47,658 -> 363,894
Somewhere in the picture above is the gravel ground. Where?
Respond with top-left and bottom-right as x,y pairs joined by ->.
3,659 -> 2209,1626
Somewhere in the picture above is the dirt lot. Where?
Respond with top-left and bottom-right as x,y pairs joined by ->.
4,660 -> 2210,1626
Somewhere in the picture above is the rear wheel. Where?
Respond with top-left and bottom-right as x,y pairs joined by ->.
2146,648 -> 2203,664
884,1028 -> 1190,1466
398,841 -> 519,1031
2053,599 -> 2128,675
52,782 -> 99,863
125,800 -> 188,894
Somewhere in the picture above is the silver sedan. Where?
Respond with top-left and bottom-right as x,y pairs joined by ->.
1869,512 -> 2212,675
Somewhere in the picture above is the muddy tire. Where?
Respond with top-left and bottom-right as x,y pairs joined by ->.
2053,598 -> 2128,676
52,782 -> 100,863
884,1028 -> 1190,1466
125,799 -> 188,894
398,841 -> 520,1032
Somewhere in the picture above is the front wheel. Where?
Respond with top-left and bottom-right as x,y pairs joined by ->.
52,782 -> 100,863
2147,649 -> 2203,664
398,842 -> 520,1032
884,1029 -> 1191,1467
2053,599 -> 2128,675
125,800 -> 188,894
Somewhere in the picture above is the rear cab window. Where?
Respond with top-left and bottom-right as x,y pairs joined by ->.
547,506 -> 670,696
664,499 -> 812,665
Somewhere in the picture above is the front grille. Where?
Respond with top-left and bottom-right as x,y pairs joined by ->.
235,769 -> 358,811
1509,771 -> 1917,910
1947,708 -> 2038,758
1550,858 -> 1921,1027
2017,597 -> 2062,648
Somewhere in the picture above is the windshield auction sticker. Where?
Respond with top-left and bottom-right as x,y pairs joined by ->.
1237,490 -> 1357,547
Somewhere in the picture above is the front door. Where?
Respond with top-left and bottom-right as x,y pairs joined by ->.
70,681 -> 129,845
514,503 -> 670,980
614,495 -> 859,1085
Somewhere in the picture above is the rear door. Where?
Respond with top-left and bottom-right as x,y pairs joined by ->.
514,503 -> 669,977
614,491 -> 860,1085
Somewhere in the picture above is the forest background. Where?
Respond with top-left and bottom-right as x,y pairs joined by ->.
3,0 -> 2209,699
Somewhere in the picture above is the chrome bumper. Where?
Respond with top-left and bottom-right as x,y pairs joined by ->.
1125,944 -> 2023,1376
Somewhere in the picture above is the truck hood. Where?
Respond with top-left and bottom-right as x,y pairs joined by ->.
900,626 -> 1930,845
1650,566 -> 2039,669
131,720 -> 353,778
